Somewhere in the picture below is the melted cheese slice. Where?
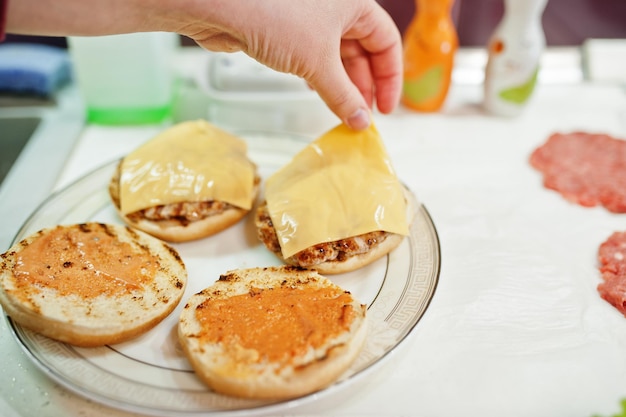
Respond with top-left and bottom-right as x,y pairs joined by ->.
119,120 -> 255,214
265,123 -> 409,259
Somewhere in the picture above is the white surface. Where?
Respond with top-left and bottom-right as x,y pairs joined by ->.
2,61 -> 626,417
583,39 -> 626,83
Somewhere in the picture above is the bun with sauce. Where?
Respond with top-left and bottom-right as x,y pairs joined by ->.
109,120 -> 260,243
178,266 -> 367,400
0,222 -> 187,347
255,123 -> 414,274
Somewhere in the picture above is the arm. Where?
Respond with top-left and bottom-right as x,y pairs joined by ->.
5,0 -> 165,35
5,0 -> 402,130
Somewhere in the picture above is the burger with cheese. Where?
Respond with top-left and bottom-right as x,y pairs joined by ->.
255,123 -> 414,274
109,120 -> 260,243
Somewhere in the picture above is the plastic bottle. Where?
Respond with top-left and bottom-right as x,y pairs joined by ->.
68,32 -> 178,125
483,0 -> 548,117
401,0 -> 458,112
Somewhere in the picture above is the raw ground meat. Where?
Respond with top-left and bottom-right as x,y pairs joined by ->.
529,132 -> 626,213
597,231 -> 626,316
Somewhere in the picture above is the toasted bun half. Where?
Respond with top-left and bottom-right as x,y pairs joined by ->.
109,164 -> 260,243
256,186 -> 416,275
0,223 -> 187,347
178,266 -> 367,400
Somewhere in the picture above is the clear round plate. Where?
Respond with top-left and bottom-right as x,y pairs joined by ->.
6,131 -> 440,416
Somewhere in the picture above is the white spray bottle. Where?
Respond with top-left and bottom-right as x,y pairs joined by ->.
483,0 -> 548,117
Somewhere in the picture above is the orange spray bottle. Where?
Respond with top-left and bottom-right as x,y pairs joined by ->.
401,0 -> 458,112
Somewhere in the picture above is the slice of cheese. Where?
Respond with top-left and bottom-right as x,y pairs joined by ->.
265,123 -> 409,259
119,120 -> 255,215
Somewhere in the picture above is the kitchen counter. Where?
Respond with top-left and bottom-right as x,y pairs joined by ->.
0,85 -> 84,251
1,46 -> 626,417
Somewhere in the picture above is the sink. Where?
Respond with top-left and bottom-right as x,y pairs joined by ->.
0,86 -> 84,250
0,116 -> 41,186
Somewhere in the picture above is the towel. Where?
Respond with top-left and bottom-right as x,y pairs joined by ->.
0,43 -> 72,96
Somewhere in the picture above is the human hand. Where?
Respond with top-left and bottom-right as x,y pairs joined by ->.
178,0 -> 403,130
5,0 -> 402,129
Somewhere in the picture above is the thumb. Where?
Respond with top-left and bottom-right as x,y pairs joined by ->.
309,62 -> 372,131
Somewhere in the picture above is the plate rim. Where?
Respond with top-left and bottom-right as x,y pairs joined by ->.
4,135 -> 441,416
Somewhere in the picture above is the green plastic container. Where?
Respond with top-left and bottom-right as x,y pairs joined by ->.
86,104 -> 172,125
68,33 -> 178,125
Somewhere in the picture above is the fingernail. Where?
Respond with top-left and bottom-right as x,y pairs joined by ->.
346,108 -> 370,130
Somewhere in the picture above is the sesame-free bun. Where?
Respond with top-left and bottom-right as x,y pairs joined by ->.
116,207 -> 251,243
0,223 -> 187,347
178,266 -> 367,400
108,164 -> 260,243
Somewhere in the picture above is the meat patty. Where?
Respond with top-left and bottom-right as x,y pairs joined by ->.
109,161 -> 255,225
529,132 -> 626,213
255,201 -> 390,268
597,231 -> 626,316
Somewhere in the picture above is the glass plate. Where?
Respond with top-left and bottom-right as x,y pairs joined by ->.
6,132 -> 440,416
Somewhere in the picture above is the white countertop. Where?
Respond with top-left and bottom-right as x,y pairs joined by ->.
1,47 -> 626,417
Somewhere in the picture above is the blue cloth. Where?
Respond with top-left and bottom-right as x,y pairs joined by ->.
0,43 -> 72,96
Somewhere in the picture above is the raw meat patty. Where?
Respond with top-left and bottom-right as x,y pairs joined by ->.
597,231 -> 626,316
529,132 -> 626,213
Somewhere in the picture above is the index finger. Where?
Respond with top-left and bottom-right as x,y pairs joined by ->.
342,5 -> 403,114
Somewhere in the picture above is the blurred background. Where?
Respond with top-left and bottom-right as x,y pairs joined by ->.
4,0 -> 626,49
378,0 -> 626,46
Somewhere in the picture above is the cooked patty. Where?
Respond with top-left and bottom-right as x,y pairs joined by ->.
110,161 -> 257,225
255,201 -> 391,268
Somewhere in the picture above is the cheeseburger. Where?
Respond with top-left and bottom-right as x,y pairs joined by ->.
109,120 -> 260,242
255,123 -> 413,274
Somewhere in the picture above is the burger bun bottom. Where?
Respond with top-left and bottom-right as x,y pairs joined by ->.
116,205 -> 251,243
285,232 -> 406,275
